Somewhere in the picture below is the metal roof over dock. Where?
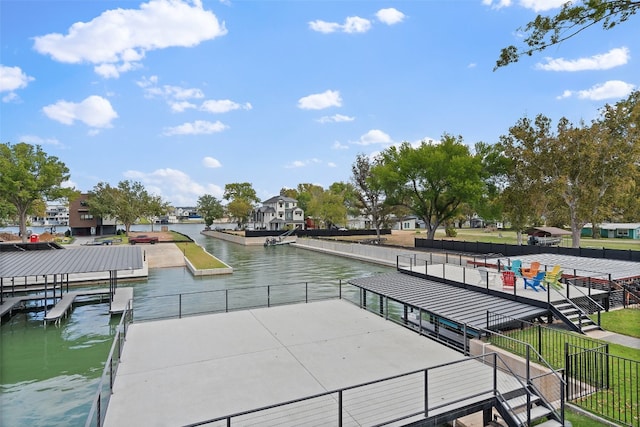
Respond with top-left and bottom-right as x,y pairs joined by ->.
0,246 -> 143,278
349,271 -> 548,331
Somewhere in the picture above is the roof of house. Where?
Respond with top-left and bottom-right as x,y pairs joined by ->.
261,195 -> 297,204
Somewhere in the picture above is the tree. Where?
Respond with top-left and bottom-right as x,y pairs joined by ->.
144,194 -> 171,232
88,180 -> 164,234
306,188 -> 347,229
197,194 -> 224,227
351,153 -> 390,237
0,142 -> 76,242
223,182 -> 259,226
374,135 -> 485,239
496,1 -> 639,69
500,91 -> 640,247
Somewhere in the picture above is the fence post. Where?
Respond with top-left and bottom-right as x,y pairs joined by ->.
339,279 -> 342,299
305,282 -> 308,303
179,294 -> 182,319
338,390 -> 343,426
225,289 -> 228,313
267,285 -> 271,307
424,369 -> 429,416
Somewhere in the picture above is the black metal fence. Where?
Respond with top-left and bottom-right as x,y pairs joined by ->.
415,238 -> 640,262
566,343 -> 639,427
245,228 -> 392,238
485,311 -> 639,427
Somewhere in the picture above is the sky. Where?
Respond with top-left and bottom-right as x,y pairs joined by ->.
1,0 -> 638,207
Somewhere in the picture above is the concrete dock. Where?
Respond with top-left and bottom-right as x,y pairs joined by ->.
103,299 -> 526,427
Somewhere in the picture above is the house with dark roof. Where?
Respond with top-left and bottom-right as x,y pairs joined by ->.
250,195 -> 305,231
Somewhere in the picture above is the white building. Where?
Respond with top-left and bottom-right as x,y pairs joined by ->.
250,196 -> 305,231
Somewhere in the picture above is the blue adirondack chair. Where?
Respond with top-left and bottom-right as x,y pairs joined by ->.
523,271 -> 547,292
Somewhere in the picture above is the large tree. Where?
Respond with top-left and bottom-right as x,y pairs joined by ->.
351,153 -> 390,237
197,194 -> 224,227
496,0 -> 639,69
374,135 -> 485,239
0,142 -> 76,242
88,180 -> 167,234
223,182 -> 259,227
306,187 -> 347,229
500,91 -> 640,247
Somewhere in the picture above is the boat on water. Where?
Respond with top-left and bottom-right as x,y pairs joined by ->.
264,229 -> 296,247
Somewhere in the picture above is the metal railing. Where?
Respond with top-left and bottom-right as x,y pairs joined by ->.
85,299 -> 133,427
182,352 -> 537,427
566,343 -> 639,427
481,327 -> 566,424
132,280 -> 344,322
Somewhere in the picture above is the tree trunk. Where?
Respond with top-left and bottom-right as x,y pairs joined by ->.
19,208 -> 28,243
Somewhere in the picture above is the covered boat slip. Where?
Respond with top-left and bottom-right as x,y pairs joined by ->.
0,245 -> 144,321
103,300 -> 531,427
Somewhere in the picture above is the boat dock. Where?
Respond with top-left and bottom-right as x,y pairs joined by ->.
0,287 -> 134,324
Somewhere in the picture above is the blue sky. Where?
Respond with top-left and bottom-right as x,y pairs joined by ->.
1,0 -> 638,206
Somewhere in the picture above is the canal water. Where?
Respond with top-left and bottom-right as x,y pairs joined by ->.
0,224 -> 393,426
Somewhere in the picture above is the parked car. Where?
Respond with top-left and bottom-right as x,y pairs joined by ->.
129,234 -> 159,245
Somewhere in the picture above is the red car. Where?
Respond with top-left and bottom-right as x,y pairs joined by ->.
129,234 -> 159,245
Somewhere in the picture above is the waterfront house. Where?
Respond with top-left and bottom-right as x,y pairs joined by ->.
250,195 -> 305,231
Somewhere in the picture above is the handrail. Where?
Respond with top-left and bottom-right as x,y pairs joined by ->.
481,328 -> 566,425
85,298 -> 134,427
182,352 -> 533,427
548,282 -> 604,329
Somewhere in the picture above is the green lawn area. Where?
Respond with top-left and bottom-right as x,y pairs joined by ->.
427,228 -> 640,251
175,241 -> 227,269
594,309 -> 640,339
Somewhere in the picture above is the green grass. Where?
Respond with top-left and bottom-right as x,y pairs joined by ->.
169,231 -> 192,242
175,241 -> 227,269
426,228 -> 640,251
565,408 -> 611,426
594,309 -> 640,338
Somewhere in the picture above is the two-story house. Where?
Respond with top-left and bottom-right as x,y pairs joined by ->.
68,193 -> 117,236
250,196 -> 305,231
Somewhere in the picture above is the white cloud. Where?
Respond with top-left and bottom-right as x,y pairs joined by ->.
519,0 -> 568,12
284,158 -> 321,169
298,90 -> 342,110
353,129 -> 392,146
344,16 -> 372,33
0,65 -> 35,92
309,16 -> 371,34
327,162 -> 337,168
317,114 -> 355,123
0,65 -> 35,101
19,135 -> 63,148
202,156 -> 222,168
481,0 -> 512,9
536,47 -> 630,71
557,80 -> 635,101
332,141 -> 349,150
376,8 -> 405,25
162,120 -> 228,136
42,95 -> 118,128
483,0 -> 565,11
170,101 -> 197,113
201,99 -> 252,113
308,20 -> 342,34
33,0 -> 227,78
123,167 -> 224,205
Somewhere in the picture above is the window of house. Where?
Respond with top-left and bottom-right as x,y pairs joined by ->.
617,229 -> 629,237
80,214 -> 94,220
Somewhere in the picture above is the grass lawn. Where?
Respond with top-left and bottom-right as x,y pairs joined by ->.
175,241 -> 227,269
594,309 -> 640,338
427,228 -> 640,251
